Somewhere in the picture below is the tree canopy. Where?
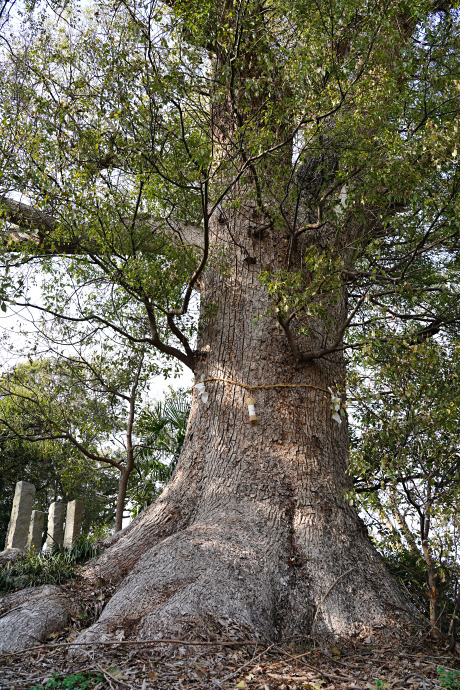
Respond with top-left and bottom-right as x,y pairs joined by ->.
0,0 -> 459,650
1,0 -> 459,368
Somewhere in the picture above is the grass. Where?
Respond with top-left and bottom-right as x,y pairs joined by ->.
29,671 -> 104,689
438,667 -> 460,690
0,537 -> 99,594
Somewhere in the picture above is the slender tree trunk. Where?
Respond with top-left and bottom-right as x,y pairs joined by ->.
389,486 -> 421,556
114,469 -> 129,534
420,497 -> 439,635
423,546 -> 438,633
448,586 -> 459,651
114,352 -> 144,533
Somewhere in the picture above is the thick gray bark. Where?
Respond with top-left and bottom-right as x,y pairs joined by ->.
0,207 -> 413,654
71,210 -> 412,646
0,585 -> 79,654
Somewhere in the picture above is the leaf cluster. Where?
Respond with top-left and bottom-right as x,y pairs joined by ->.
0,536 -> 100,594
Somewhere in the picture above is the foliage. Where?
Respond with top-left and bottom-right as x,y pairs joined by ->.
29,672 -> 104,690
0,349 -> 144,457
350,338 -> 460,546
438,667 -> 460,690
0,537 -> 100,594
0,0 -> 459,368
384,549 -> 460,635
129,388 -> 191,515
349,337 -> 460,636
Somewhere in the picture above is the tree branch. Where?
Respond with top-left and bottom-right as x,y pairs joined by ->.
0,196 -> 205,253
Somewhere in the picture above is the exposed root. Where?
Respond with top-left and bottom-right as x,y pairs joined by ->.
72,514 -> 288,651
0,585 -> 80,654
86,459 -> 201,585
0,498 -> 415,658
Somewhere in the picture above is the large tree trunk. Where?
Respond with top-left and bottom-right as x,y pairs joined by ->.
0,208 -> 413,654
64,207 -> 411,649
0,9 -> 415,652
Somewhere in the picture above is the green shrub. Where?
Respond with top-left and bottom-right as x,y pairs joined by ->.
385,549 -> 460,640
29,671 -> 104,689
438,667 -> 460,690
0,537 -> 100,594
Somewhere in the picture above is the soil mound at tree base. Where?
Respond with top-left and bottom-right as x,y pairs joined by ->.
1,635 -> 458,689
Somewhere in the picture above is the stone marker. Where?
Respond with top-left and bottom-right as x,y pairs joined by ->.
63,500 -> 83,548
0,548 -> 23,564
45,501 -> 66,551
5,481 -> 36,550
27,510 -> 45,552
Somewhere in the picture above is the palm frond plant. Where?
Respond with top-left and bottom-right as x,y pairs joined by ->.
129,389 -> 191,516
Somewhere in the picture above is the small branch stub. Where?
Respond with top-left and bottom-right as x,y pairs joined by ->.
247,396 -> 257,424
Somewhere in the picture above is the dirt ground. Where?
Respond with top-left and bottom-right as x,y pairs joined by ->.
1,633 -> 459,689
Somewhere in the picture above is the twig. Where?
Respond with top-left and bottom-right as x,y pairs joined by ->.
272,645 -> 334,683
268,669 -> 360,684
218,643 -> 276,683
311,567 -> 356,633
0,604 -> 25,620
260,647 -> 313,671
267,671 -> 320,682
77,648 -> 131,689
316,649 -> 355,668
0,637 -> 263,659
273,645 -> 359,684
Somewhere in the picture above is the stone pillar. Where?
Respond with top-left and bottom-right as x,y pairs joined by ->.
63,500 -> 83,548
27,510 -> 45,552
5,481 -> 36,550
45,501 -> 65,551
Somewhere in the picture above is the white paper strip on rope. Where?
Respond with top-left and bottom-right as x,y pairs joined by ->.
247,396 -> 257,424
195,382 -> 209,404
328,387 -> 342,425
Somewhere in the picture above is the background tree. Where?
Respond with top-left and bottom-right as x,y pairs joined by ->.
0,336 -> 152,531
0,0 -> 459,653
0,432 -> 117,547
350,337 -> 460,640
